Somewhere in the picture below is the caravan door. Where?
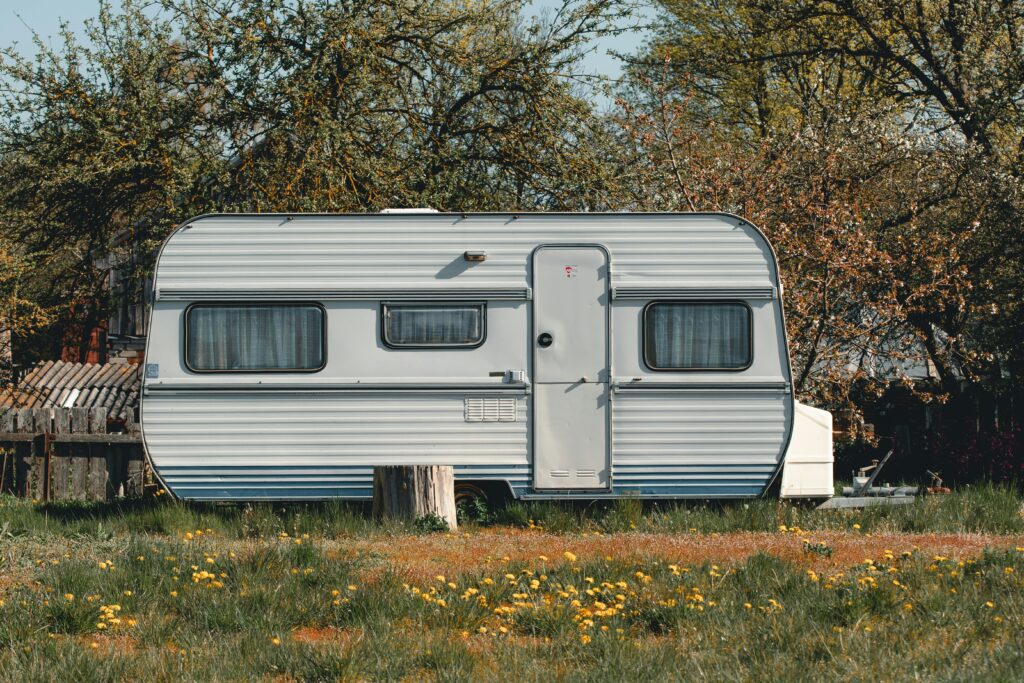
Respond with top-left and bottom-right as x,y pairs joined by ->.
531,246 -> 610,490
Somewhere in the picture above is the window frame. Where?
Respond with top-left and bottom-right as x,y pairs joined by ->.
183,301 -> 327,374
380,302 -> 487,350
642,300 -> 754,372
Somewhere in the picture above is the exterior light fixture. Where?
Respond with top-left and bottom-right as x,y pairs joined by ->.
463,251 -> 487,262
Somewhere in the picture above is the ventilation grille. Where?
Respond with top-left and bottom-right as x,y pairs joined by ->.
464,398 -> 517,422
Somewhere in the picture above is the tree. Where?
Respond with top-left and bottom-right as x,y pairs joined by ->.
169,0 -> 629,212
0,2 -> 225,361
0,0 -> 628,365
616,0 -> 1024,410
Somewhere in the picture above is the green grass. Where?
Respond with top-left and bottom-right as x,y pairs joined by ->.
1,482 -> 1021,542
0,487 -> 1022,681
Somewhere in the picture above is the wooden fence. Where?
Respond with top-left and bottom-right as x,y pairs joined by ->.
0,406 -> 145,501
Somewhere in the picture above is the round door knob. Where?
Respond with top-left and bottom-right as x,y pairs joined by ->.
537,332 -> 553,348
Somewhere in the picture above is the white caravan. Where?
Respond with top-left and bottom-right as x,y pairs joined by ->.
140,212 -> 833,502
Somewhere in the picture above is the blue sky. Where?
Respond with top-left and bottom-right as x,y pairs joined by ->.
0,0 -> 654,108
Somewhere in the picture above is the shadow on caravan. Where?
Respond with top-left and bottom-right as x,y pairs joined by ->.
140,212 -> 833,502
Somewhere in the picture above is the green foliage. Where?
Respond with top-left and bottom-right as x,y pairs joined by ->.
412,512 -> 450,533
456,496 -> 494,527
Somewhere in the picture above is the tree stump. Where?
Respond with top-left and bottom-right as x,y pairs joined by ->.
372,465 -> 458,531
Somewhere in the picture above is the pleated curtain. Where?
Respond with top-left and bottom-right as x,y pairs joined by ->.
187,305 -> 323,370
385,305 -> 482,346
646,303 -> 750,369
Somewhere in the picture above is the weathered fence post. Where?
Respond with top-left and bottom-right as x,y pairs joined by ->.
16,407 -> 35,498
0,408 -> 14,492
372,465 -> 458,531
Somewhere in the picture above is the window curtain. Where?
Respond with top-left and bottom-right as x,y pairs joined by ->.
647,303 -> 750,369
385,305 -> 482,346
187,305 -> 323,371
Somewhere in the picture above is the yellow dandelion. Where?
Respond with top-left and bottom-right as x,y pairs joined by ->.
347,585 -> 357,591
563,551 -> 578,563
271,636 -> 281,646
985,601 -> 995,608
903,603 -> 913,611
852,524 -> 861,530
580,634 -> 591,644
64,593 -> 74,601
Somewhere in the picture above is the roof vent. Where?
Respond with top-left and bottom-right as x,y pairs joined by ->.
380,207 -> 439,213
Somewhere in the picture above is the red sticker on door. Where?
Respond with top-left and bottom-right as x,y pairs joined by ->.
564,265 -> 578,278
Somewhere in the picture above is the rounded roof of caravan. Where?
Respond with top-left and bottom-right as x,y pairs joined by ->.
153,212 -> 781,298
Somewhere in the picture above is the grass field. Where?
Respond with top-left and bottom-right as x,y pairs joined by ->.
1,487 -> 1022,681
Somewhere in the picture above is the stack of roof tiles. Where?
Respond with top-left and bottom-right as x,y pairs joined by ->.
0,361 -> 141,422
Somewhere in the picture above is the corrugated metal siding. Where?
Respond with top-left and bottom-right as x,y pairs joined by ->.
611,391 -> 789,497
155,214 -> 775,295
144,393 -> 529,499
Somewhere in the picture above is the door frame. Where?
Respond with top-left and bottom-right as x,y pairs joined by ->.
529,243 -> 613,491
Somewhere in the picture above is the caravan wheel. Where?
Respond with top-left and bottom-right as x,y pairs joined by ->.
454,482 -> 489,506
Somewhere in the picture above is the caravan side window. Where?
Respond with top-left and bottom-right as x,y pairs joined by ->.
185,304 -> 325,372
644,302 -> 751,370
382,303 -> 485,348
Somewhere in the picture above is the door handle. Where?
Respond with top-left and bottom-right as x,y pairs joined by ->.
537,332 -> 553,348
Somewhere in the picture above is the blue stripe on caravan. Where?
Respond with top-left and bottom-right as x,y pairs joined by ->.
160,464 -> 531,501
611,485 -> 764,497
160,464 -> 771,500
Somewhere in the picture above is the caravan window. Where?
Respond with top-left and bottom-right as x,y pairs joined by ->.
185,304 -> 325,372
382,303 -> 485,348
644,302 -> 751,370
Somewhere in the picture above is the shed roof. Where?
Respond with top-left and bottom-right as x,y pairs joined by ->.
0,361 -> 141,422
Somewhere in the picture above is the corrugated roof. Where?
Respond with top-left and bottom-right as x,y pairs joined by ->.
0,361 -> 141,422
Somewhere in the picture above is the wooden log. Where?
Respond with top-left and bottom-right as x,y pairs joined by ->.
372,465 -> 458,531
